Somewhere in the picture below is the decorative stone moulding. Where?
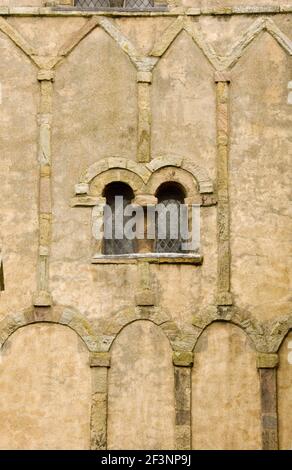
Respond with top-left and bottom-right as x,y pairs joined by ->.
91,253 -> 203,264
72,155 -> 214,202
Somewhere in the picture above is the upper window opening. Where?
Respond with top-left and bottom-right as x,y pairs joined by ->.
0,254 -> 4,292
75,0 -> 154,9
103,182 -> 136,255
155,182 -> 186,254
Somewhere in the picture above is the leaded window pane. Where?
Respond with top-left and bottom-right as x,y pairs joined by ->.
75,0 -> 154,8
155,199 -> 183,254
103,182 -> 136,255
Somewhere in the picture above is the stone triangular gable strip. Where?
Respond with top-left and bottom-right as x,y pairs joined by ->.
98,17 -> 152,71
0,16 -> 39,67
265,18 -> 292,55
57,16 -> 100,60
183,19 -> 222,71
222,18 -> 292,70
150,16 -> 221,70
150,16 -> 185,58
222,17 -> 266,70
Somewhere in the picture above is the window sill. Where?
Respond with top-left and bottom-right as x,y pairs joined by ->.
91,253 -> 203,264
53,6 -> 168,12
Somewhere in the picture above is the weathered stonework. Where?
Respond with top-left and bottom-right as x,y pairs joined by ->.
215,77 -> 232,307
0,4 -> 291,450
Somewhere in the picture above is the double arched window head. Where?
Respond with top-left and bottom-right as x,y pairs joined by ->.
103,182 -> 136,255
155,182 -> 186,254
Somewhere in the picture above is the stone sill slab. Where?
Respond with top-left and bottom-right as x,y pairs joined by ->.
0,5 -> 292,16
91,253 -> 203,264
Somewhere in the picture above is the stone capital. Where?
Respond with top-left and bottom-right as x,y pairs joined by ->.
173,351 -> 194,367
37,69 -> 55,82
214,71 -> 231,83
90,352 -> 111,368
137,71 -> 152,83
257,353 -> 279,369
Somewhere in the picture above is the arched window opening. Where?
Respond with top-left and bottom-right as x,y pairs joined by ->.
103,182 -> 136,255
155,182 -> 186,254
0,251 -> 4,291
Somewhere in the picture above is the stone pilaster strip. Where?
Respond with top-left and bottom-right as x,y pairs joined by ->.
215,73 -> 232,306
174,359 -> 192,450
33,70 -> 55,307
91,197 -> 107,256
90,353 -> 111,450
135,261 -> 156,306
257,354 -> 279,450
137,72 -> 152,163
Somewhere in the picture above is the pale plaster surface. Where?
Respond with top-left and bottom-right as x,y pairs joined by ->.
0,324 -> 91,450
107,321 -> 176,450
0,8 -> 291,450
192,323 -> 261,450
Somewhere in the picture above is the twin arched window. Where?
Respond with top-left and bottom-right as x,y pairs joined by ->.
102,181 -> 186,255
75,0 -> 154,9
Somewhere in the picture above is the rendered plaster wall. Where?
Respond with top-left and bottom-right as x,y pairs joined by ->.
229,31 -> 292,321
107,321 -> 176,450
192,323 -> 261,450
0,324 -> 91,449
0,7 -> 291,450
0,31 -> 38,321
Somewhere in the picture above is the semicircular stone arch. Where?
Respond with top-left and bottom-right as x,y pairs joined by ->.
0,306 -> 98,353
145,166 -> 199,199
147,156 -> 214,194
98,306 -> 183,353
80,157 -> 150,186
90,168 -> 145,197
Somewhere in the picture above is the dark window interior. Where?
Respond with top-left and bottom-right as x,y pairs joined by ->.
75,0 -> 154,9
103,182 -> 136,255
155,182 -> 185,254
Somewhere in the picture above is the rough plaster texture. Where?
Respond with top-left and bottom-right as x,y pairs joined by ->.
278,332 -> 292,450
192,323 -> 261,450
108,321 -> 176,450
230,33 -> 292,321
151,31 -> 216,181
0,324 -> 91,449
7,18 -> 88,56
0,7 -> 291,450
0,32 -> 38,320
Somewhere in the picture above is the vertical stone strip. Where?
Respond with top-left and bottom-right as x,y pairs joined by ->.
33,69 -> 55,307
215,71 -> 232,306
137,71 -> 152,163
173,351 -> 193,450
257,353 -> 279,450
91,197 -> 107,255
135,261 -> 156,307
90,352 -> 111,450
